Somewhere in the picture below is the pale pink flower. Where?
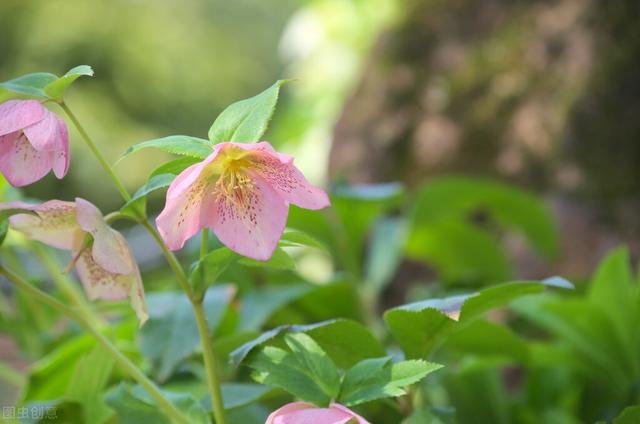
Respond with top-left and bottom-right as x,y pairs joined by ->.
156,142 -> 330,261
266,402 -> 370,424
0,100 -> 69,187
0,198 -> 147,324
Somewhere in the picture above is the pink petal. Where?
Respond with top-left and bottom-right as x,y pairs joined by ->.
0,132 -> 57,187
51,116 -> 70,178
74,244 -> 148,326
266,402 -> 367,424
0,200 -> 81,249
22,109 -> 61,151
0,100 -> 45,137
75,198 -> 133,275
209,173 -> 288,261
246,142 -> 330,210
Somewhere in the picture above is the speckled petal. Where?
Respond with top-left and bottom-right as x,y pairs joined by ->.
74,245 -> 148,326
75,198 -> 133,275
266,402 -> 368,424
51,116 -> 70,178
22,109 -> 61,151
245,142 -> 330,210
209,173 -> 288,261
0,132 -> 56,187
0,100 -> 45,137
0,200 -> 81,249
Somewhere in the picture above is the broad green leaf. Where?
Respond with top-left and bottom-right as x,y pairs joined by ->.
150,157 -> 200,178
284,333 -> 341,399
208,80 -> 288,143
385,278 -> 573,358
249,346 -> 332,406
106,384 -> 208,424
339,357 -> 442,406
66,345 -> 114,423
615,406 -> 640,424
121,135 -> 213,161
43,65 -> 94,100
230,319 -> 385,368
446,319 -> 530,363
120,173 -> 175,218
139,286 -> 235,381
238,285 -> 313,331
365,217 -> 406,293
0,72 -> 58,99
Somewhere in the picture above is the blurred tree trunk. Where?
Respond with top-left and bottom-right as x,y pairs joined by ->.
329,0 -> 640,279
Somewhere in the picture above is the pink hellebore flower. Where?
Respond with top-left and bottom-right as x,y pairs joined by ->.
156,142 -> 330,261
0,100 -> 70,187
266,402 -> 370,424
0,198 -> 147,324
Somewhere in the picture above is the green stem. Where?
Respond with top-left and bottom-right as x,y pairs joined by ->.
193,228 -> 227,424
59,102 -> 131,201
0,265 -> 188,424
192,300 -> 227,424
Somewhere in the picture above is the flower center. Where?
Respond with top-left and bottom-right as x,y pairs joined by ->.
214,159 -> 255,207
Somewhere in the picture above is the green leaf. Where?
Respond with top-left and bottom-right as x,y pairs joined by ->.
0,217 -> 8,246
249,346 -> 333,406
106,383 -> 208,424
121,173 -> 175,218
43,65 -> 94,100
284,333 -> 341,399
239,285 -> 313,331
279,229 -> 328,252
208,80 -> 289,143
614,406 -> 640,424
121,135 -> 213,161
384,278 -> 573,358
339,357 -> 442,406
0,72 -> 58,99
238,247 -> 295,270
221,383 -> 274,410
150,157 -> 200,178
365,217 -> 406,293
189,247 -> 239,295
66,345 -> 114,423
139,286 -> 235,381
231,319 -> 385,369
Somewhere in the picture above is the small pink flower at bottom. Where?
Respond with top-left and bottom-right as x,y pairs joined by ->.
266,402 -> 370,424
0,198 -> 147,325
0,100 -> 69,187
156,141 -> 330,261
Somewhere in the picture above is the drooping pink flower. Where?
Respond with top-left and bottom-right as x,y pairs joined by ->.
0,198 -> 147,324
266,402 -> 370,424
156,142 -> 330,261
0,100 -> 70,187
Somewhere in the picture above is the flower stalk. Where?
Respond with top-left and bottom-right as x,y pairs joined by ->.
0,265 -> 188,424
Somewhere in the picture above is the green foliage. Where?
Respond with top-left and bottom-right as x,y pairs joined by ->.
121,135 -> 213,161
385,278 -> 573,359
208,80 -> 289,143
0,65 -> 92,101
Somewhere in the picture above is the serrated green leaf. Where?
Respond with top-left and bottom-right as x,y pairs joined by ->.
189,247 -> 239,295
614,406 -> 640,424
150,157 -> 200,178
208,80 -> 289,143
385,279 -> 573,358
0,72 -> 58,99
43,65 -> 94,100
121,135 -> 213,161
284,332 -> 341,399
66,345 -> 114,423
250,346 -> 332,406
339,357 -> 442,406
279,229 -> 328,252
